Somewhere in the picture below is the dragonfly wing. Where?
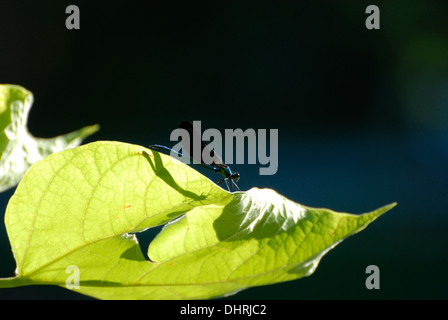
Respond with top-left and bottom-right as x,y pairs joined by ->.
178,120 -> 224,165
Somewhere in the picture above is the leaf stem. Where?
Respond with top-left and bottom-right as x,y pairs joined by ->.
0,276 -> 30,288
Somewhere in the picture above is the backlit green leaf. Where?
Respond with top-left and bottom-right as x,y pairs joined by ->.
0,141 -> 395,299
0,84 -> 99,192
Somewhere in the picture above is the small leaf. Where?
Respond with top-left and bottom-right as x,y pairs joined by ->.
0,141 -> 395,299
0,84 -> 99,192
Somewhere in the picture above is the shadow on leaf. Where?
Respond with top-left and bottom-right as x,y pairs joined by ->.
141,150 -> 206,202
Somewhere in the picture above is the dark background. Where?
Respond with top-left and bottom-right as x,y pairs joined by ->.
1,0 -> 447,299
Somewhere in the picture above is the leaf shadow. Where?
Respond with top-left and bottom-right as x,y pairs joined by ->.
119,245 -> 148,262
141,150 -> 206,202
211,195 -> 274,242
78,280 -> 123,287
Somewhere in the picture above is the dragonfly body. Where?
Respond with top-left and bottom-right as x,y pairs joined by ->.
149,121 -> 240,191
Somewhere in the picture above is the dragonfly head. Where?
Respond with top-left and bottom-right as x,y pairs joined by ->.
232,171 -> 240,182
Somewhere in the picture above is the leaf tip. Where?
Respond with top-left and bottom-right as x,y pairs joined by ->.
79,124 -> 101,138
363,201 -> 397,221
379,202 -> 398,214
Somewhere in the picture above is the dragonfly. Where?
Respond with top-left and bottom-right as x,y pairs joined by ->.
149,121 -> 240,191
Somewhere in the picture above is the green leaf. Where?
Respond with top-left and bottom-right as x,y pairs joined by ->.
0,84 -> 99,192
0,141 -> 396,299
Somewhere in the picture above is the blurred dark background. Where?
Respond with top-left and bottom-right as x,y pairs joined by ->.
0,0 -> 447,299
